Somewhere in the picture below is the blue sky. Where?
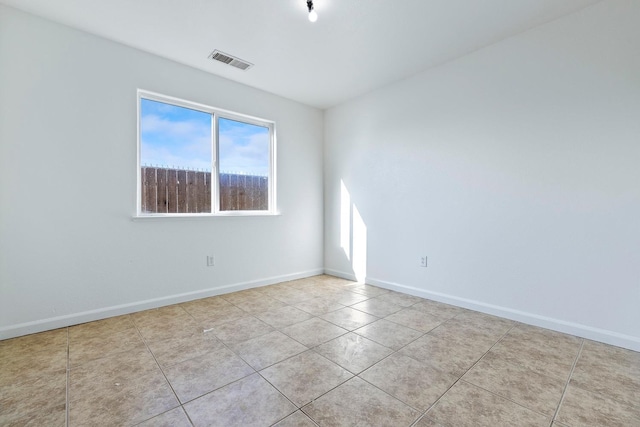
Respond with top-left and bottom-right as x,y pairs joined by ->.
140,99 -> 269,176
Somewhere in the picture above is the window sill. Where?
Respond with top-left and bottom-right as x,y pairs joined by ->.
132,211 -> 281,220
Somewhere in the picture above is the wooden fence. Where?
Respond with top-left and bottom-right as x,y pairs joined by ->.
141,166 -> 268,213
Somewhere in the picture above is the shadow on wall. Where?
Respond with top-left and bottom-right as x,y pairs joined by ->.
340,180 -> 367,283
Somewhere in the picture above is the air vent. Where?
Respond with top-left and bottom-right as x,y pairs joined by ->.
208,50 -> 253,71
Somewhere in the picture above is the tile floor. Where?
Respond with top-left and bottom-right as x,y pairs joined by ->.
1,275 -> 639,426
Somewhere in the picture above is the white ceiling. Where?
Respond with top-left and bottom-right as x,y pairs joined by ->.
1,0 -> 601,109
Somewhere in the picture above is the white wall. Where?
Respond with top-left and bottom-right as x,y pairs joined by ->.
324,0 -> 640,351
0,6 -> 324,338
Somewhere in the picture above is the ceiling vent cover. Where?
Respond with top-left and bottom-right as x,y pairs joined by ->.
208,50 -> 253,71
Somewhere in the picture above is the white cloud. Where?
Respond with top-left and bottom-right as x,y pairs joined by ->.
219,131 -> 270,176
140,113 -> 212,170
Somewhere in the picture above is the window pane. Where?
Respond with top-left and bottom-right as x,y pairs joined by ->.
140,99 -> 212,213
218,117 -> 270,211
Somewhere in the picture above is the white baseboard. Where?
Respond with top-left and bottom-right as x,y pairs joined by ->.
324,269 -> 640,352
0,268 -> 324,340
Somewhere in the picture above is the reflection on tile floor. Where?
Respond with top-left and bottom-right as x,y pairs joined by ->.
1,275 -> 639,426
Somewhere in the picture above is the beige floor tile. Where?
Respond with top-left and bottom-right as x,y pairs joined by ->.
260,350 -> 353,407
322,290 -> 371,306
306,284 -> 345,297
256,286 -> 291,299
281,318 -> 347,347
220,288 -> 267,305
295,278 -> 324,287
3,402 -> 66,427
311,276 -> 357,287
555,383 -> 640,426
68,315 -> 133,339
578,340 -> 640,376
289,281 -> 321,292
0,328 -> 68,386
180,296 -> 235,321
0,369 -> 66,425
69,369 -> 178,426
273,410 -> 318,426
266,288 -> 315,305
162,346 -> 254,403
302,377 -> 420,427
184,294 -> 233,307
413,415 -> 446,427
146,330 -> 225,367
0,346 -> 67,386
314,332 -> 393,374
272,277 -> 316,288
138,319 -> 209,344
398,334 -> 490,377
360,353 -> 457,411
570,340 -> 640,409
354,319 -> 422,350
255,305 -> 313,329
342,283 -> 390,297
4,276 -> 638,427
231,331 -> 308,370
376,290 -> 424,308
135,315 -> 203,344
69,348 -> 161,400
234,295 -> 288,314
130,304 -> 193,327
69,326 -> 146,367
411,299 -> 468,321
580,340 -> 640,366
320,307 -> 379,330
198,304 -> 249,328
385,308 -> 443,333
428,317 -> 505,346
209,316 -> 274,345
351,297 -> 402,317
453,311 -> 516,337
136,407 -> 192,427
428,381 -> 550,427
184,373 -> 296,427
294,297 -> 345,316
488,332 -> 579,381
462,352 -> 566,416
507,324 -> 582,349
0,328 -> 67,355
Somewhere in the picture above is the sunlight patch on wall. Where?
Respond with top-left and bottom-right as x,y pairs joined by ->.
352,205 -> 367,283
340,180 -> 351,260
340,179 -> 367,283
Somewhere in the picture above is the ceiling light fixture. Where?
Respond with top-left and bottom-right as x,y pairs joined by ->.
307,1 -> 318,22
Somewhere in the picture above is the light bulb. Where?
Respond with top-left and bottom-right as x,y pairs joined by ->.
308,9 -> 318,22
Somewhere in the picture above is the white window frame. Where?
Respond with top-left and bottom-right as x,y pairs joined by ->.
136,89 -> 277,217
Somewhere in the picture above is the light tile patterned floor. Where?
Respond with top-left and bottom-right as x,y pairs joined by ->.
1,275 -> 639,426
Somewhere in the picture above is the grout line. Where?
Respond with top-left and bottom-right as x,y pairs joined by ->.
54,278 -> 616,427
410,412 -> 451,427
437,325 -> 585,424
312,310 -> 456,418
181,406 -> 196,427
356,374 -> 425,414
131,319 -> 188,425
550,339 -> 585,426
416,321 -> 518,424
327,316 -> 452,417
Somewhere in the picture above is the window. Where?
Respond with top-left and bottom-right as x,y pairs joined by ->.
137,90 -> 276,216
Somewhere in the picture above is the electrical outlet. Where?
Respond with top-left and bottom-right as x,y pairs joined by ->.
420,256 -> 428,267
206,255 -> 215,267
